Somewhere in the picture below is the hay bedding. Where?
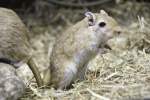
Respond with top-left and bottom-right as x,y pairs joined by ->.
18,1 -> 150,100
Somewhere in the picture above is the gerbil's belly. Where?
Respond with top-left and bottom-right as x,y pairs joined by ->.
73,45 -> 98,67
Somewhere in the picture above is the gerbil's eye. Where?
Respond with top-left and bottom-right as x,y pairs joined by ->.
99,22 -> 106,27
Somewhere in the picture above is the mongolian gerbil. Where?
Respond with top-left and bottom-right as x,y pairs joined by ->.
0,8 -> 43,87
47,10 -> 121,89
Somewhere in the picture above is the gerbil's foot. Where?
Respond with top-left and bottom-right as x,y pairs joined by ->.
56,84 -> 74,90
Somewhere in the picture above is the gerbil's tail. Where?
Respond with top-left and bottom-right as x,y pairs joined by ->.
0,57 -> 19,68
27,58 -> 43,87
43,68 -> 51,86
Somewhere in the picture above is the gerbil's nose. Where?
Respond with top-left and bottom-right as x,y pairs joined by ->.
114,26 -> 122,35
116,30 -> 121,35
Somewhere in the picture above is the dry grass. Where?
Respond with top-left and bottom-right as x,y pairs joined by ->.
18,1 -> 150,100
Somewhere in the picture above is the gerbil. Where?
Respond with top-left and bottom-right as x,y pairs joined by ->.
0,8 -> 43,87
0,63 -> 25,100
47,10 -> 121,89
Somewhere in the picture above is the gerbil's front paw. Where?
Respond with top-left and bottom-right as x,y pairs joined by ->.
98,44 -> 111,54
98,48 -> 110,54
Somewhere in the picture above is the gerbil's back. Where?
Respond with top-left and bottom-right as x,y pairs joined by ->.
0,8 -> 31,61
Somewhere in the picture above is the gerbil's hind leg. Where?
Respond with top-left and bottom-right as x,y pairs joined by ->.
76,63 -> 88,81
58,62 -> 77,90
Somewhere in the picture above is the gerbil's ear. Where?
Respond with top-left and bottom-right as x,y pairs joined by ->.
100,10 -> 108,16
85,12 -> 96,26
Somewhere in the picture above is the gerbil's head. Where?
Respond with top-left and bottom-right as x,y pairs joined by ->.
85,10 -> 121,41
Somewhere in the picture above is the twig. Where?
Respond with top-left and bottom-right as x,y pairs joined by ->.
104,72 -> 118,81
87,88 -> 110,100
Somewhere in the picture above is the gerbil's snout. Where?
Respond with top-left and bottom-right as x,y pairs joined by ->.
114,30 -> 121,36
116,31 -> 121,35
114,26 -> 123,36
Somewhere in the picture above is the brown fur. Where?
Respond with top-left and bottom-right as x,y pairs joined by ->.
0,8 -> 43,87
